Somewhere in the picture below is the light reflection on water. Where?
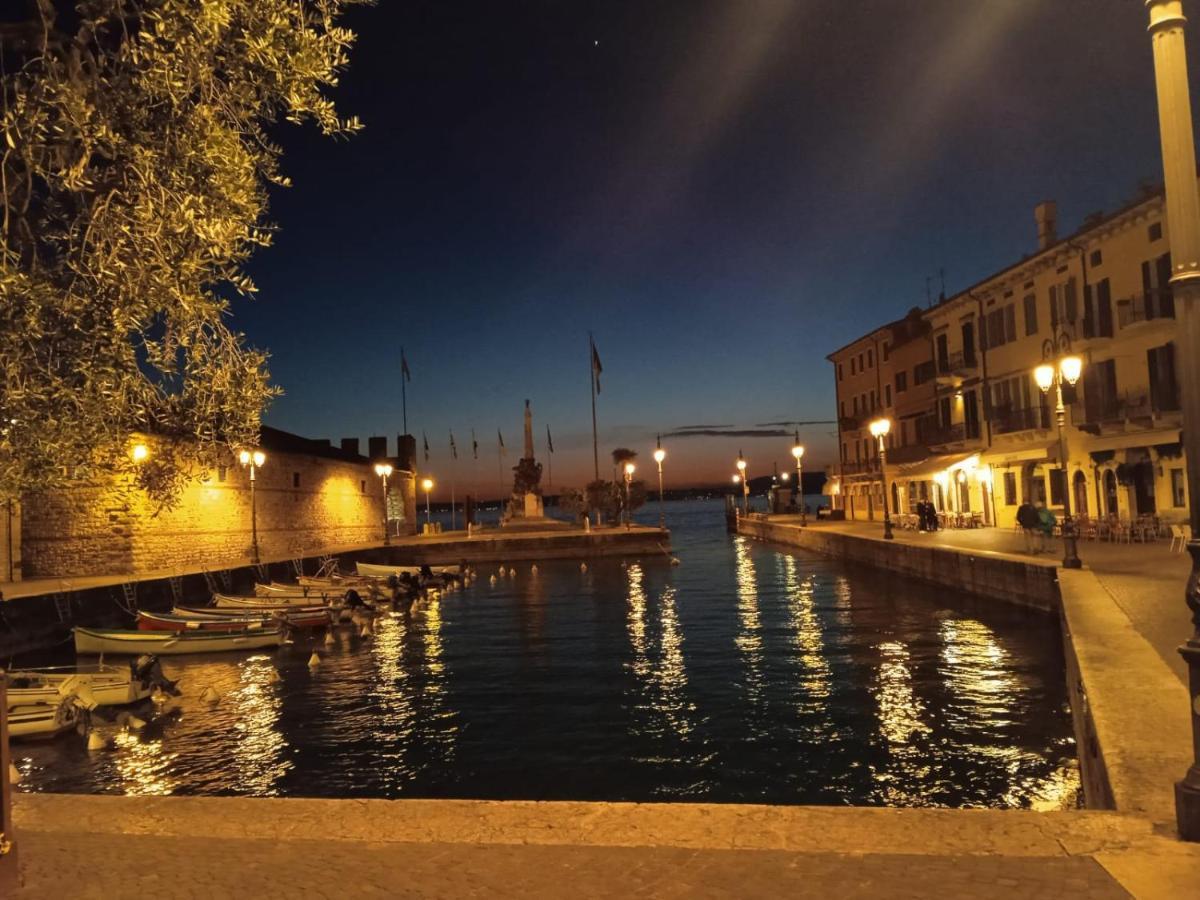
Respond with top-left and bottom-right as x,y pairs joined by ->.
13,499 -> 1079,808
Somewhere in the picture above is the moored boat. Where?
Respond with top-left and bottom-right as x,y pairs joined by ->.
355,562 -> 453,578
74,625 -> 285,655
254,582 -> 341,599
137,610 -> 274,632
213,592 -> 331,609
157,607 -> 331,629
4,661 -> 161,708
8,698 -> 83,741
173,603 -> 329,620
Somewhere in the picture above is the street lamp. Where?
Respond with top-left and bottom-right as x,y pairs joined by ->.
1034,333 -> 1083,570
791,431 -> 806,526
1146,0 -> 1200,841
736,451 -> 748,514
868,418 -> 893,540
421,477 -> 434,529
653,437 -> 666,530
375,463 -> 393,544
623,462 -> 636,529
238,448 -> 266,564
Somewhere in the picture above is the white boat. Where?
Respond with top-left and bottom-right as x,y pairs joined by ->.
5,662 -> 156,708
8,698 -> 83,740
213,592 -> 331,609
355,562 -> 454,578
254,582 -> 340,599
74,625 -> 284,655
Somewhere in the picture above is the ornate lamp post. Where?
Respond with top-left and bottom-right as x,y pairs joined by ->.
1146,0 -> 1200,840
375,463 -> 393,544
736,451 -> 748,514
868,418 -> 893,540
421,477 -> 434,529
1034,335 -> 1083,570
791,431 -> 806,526
238,448 -> 266,564
653,438 -> 666,530
623,462 -> 636,529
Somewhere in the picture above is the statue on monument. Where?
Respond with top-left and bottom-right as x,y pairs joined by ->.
508,400 -> 544,520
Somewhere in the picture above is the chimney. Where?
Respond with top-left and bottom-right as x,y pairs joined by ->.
1034,200 -> 1057,251
368,436 -> 387,460
340,437 -> 360,456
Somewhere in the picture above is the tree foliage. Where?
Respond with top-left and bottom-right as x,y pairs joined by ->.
586,478 -> 646,524
0,0 -> 368,503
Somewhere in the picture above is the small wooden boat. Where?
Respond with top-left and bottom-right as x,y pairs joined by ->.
5,662 -> 156,708
74,625 -> 285,656
164,606 -> 331,629
254,582 -> 340,599
213,592 -> 331,609
8,698 -> 83,740
137,610 -> 273,632
298,574 -> 376,590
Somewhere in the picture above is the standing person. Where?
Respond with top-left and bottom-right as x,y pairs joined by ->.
916,499 -> 928,533
1036,501 -> 1057,555
1017,499 -> 1039,554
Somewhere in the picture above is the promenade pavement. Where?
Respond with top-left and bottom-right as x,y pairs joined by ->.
12,794 -> 1200,899
796,517 -> 1193,687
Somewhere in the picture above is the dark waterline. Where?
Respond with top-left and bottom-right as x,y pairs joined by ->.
12,499 -> 1079,807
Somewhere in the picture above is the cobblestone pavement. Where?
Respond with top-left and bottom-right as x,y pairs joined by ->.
811,519 -> 1192,685
12,831 -> 1131,899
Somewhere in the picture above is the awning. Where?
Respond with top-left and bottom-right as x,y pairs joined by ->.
892,452 -> 978,480
980,442 -> 1057,468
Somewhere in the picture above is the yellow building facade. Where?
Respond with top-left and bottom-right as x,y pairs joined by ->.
830,190 -> 1188,530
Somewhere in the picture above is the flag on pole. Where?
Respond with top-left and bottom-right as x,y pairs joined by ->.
498,429 -> 505,452
472,428 -> 478,459
401,349 -> 411,382
546,425 -> 554,454
450,430 -> 458,460
590,336 -> 603,394
423,431 -> 429,462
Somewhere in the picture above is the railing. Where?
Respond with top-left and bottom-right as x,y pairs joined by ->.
839,415 -> 862,431
1117,289 -> 1175,328
839,460 -> 880,475
922,422 -> 970,445
936,350 -> 978,375
1081,391 -> 1164,425
992,405 -> 1051,435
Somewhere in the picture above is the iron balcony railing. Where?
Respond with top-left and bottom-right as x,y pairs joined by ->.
991,405 -> 1051,435
936,349 -> 978,375
1117,289 -> 1175,328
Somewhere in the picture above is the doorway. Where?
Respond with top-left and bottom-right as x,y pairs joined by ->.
1073,470 -> 1088,517
1104,469 -> 1118,516
1132,462 -> 1157,515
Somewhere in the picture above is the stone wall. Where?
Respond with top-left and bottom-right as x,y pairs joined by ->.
20,451 -> 417,578
736,516 -> 1060,612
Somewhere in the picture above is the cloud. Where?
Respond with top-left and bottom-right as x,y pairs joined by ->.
671,424 -> 735,432
755,419 -> 838,428
662,428 -> 791,439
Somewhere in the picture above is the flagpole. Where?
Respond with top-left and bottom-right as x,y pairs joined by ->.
497,431 -> 505,520
589,333 -> 599,482
401,346 -> 408,435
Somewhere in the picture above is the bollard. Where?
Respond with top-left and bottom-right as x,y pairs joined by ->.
0,675 -> 20,892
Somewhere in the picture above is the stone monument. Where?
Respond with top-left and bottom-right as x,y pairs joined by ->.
506,400 -> 546,522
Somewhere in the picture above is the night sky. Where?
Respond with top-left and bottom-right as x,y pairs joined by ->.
239,0 -> 1196,496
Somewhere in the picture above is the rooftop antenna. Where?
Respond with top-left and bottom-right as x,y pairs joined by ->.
939,268 -> 946,302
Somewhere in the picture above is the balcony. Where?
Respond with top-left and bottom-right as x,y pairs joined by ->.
992,405 -> 1051,436
936,350 -> 978,377
1078,390 -> 1178,429
839,460 -> 880,476
839,415 -> 862,432
1117,289 -> 1175,329
916,420 -> 980,447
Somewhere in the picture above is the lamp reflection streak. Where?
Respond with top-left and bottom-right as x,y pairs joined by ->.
733,537 -> 764,709
420,597 -> 457,760
370,612 -> 418,786
112,731 -> 178,796
782,554 -> 831,716
625,566 -> 694,742
229,655 -> 291,795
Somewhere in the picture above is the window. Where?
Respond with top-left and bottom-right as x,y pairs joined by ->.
884,384 -> 892,407
858,352 -> 864,371
361,480 -> 366,494
1148,342 -> 1180,412
855,441 -> 862,463
869,389 -> 876,410
292,472 -> 300,488
1172,469 -> 1186,507
838,363 -> 844,381
867,348 -> 874,368
853,396 -> 859,414
895,371 -> 908,393
1084,278 -> 1114,338
882,342 -> 890,362
1089,249 -> 1102,267
1083,358 -> 1119,422
841,443 -> 847,461
1030,475 -> 1047,505
1149,222 -> 1163,242
217,466 -> 227,483
1023,294 -> 1038,336
913,361 -> 935,385
851,357 -> 857,375
840,400 -> 846,417
1049,469 -> 1065,506
939,396 -> 951,428
936,333 -> 949,370
982,304 -> 1016,349
900,419 -> 908,445
1003,471 -> 1017,506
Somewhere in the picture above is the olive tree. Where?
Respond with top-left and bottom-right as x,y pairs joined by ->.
0,0 -> 368,506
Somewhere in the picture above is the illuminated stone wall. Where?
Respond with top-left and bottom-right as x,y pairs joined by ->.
20,451 -> 417,578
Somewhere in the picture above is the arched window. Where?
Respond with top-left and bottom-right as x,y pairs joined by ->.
1073,470 -> 1088,517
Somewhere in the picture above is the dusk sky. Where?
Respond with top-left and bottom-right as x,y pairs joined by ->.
238,0 -> 1196,498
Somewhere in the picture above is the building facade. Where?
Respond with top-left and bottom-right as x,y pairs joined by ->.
828,188 -> 1188,530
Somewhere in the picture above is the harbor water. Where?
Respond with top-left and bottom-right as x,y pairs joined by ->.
12,499 -> 1079,807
